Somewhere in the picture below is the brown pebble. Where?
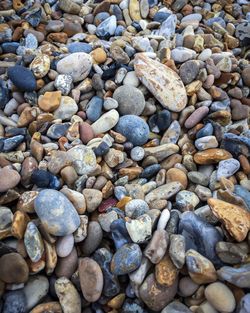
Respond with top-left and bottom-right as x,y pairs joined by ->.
0,167 -> 21,192
194,149 -> 232,164
166,168 -> 187,189
0,253 -> 29,283
79,122 -> 95,144
155,254 -> 179,286
184,106 -> 209,129
11,210 -> 30,239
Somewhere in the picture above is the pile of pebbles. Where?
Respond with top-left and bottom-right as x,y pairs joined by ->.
0,0 -> 250,312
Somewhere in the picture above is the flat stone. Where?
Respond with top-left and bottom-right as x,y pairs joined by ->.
217,264 -> 250,288
8,65 -> 36,92
208,198 -> 250,242
56,234 -> 74,257
54,74 -> 73,95
195,136 -> 218,151
55,247 -> 78,278
176,190 -> 200,212
34,189 -> 80,236
56,52 -> 92,82
2,290 -> 27,313
144,143 -> 179,162
79,257 -> 103,302
161,301 -> 192,313
79,221 -> 103,256
144,229 -> 169,264
155,254 -> 179,286
30,54 -> 50,78
169,234 -> 185,269
38,91 -> 61,112
134,53 -> 187,112
194,149 -> 232,165
216,241 -> 248,264
145,182 -> 183,203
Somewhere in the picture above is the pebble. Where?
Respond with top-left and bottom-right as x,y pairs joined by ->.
125,199 -> 149,218
205,282 -> 236,313
54,74 -> 73,95
162,301 -> 192,313
144,229 -> 169,264
0,167 -> 20,192
67,145 -> 96,175
23,276 -> 49,310
113,85 -> 145,116
185,106 -> 209,129
91,109 -> 119,135
24,221 -> 44,262
8,65 -> 37,92
0,253 -> 29,283
79,257 -> 103,302
216,158 -> 240,180
2,290 -> 27,313
56,234 -> 74,257
126,214 -> 151,243
34,189 -> 80,236
53,96 -> 78,120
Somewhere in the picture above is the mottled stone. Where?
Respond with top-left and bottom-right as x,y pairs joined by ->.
144,229 -> 169,264
145,182 -> 182,203
194,149 -> 232,165
8,66 -> 36,92
67,145 -> 96,175
134,54 -> 187,112
169,234 -> 185,269
24,221 -> 44,262
3,290 -> 27,313
0,253 -> 29,283
217,158 -> 240,180
155,254 -> 179,286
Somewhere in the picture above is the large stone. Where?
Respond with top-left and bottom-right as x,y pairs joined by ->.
67,145 -> 96,175
134,53 -> 187,112
34,189 -> 80,236
0,253 -> 29,283
56,52 -> 92,82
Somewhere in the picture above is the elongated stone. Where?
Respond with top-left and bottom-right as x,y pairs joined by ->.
134,53 -> 187,112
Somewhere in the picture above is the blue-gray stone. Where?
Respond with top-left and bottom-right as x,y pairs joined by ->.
8,66 -> 36,92
217,264 -> 250,288
140,164 -> 161,179
148,110 -> 171,132
222,133 -> 250,157
31,169 -> 60,190
93,248 -> 120,297
179,211 -> 223,267
234,185 -> 250,212
34,189 -> 80,236
115,115 -> 149,146
162,301 -> 192,313
3,290 -> 26,313
0,135 -> 24,152
96,16 -> 117,39
25,33 -> 38,49
122,300 -> 148,313
153,12 -> 171,23
110,219 -> 131,250
111,243 -> 142,275
111,5 -> 123,21
148,0 -> 158,7
237,293 -> 250,313
115,25 -> 125,36
196,123 -> 213,138
205,17 -> 226,28
0,80 -> 9,109
210,101 -> 229,112
47,123 -> 71,139
67,42 -> 92,53
94,12 -> 110,26
86,96 -> 103,122
1,42 -> 19,53
25,7 -> 42,27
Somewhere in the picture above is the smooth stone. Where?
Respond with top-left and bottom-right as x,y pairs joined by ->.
34,189 -> 80,236
54,74 -> 72,95
113,85 -> 145,116
103,97 -> 118,110
217,158 -> 240,180
195,136 -> 218,151
144,143 -> 179,161
234,185 -> 250,211
125,199 -> 149,218
0,80 -> 10,109
237,294 -> 250,313
205,282 -> 236,313
179,60 -> 200,85
56,52 -> 92,82
3,290 -> 27,313
196,123 -> 214,138
194,149 -> 232,165
217,264 -> 250,288
53,96 -> 78,120
171,47 -> 197,63
144,229 -> 169,264
161,120 -> 181,144
30,169 -> 59,189
56,234 -> 74,257
55,277 -> 81,313
157,209 -> 170,230
86,96 -> 103,122
134,53 -> 187,112
23,276 -> 49,310
0,135 -> 24,152
8,65 -> 36,92
0,253 -> 29,283
91,109 -> 119,135
161,301 -> 192,313
115,115 -> 149,146
169,234 -> 185,269
216,241 -> 248,264
176,190 -> 200,212
24,221 -> 44,262
139,273 -> 178,311
126,214 -> 151,243
98,211 -> 118,232
93,248 -> 120,297
185,106 -> 209,129
47,123 -> 70,139
83,189 -> 103,212
0,167 -> 21,192
186,249 -> 217,284
55,247 -> 78,278
79,221 -> 103,256
110,219 -> 131,250
67,42 -> 92,53
30,54 -> 50,78
145,182 -> 182,203
178,277 -> 199,297
129,256 -> 151,286
96,15 -> 117,38
73,215 -> 88,243
179,212 -> 223,267
0,207 -> 13,230
155,254 -> 179,286
67,145 -> 96,175
123,71 -> 140,87
79,257 -> 103,302
111,243 -> 142,275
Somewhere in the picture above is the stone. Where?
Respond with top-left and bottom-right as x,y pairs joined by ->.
23,276 -> 49,311
79,122 -> 95,144
125,199 -> 149,218
34,189 -> 80,236
169,234 -> 185,269
195,136 -> 218,151
115,115 -> 149,146
129,256 -> 151,286
242,67 -> 250,87
145,182 -> 182,203
161,301 -> 192,313
216,241 -> 248,264
79,257 -> 103,302
2,290 -> 27,313
205,282 -> 236,313
194,149 -> 232,165
104,148 -> 124,168
155,254 -> 179,286
207,198 -> 250,242
55,247 -> 78,278
73,215 -> 88,243
144,229 -> 169,264
111,243 -> 142,275
179,60 -> 200,85
217,264 -> 250,288
67,145 -> 96,175
67,42 -> 92,53
96,16 -> 117,38
184,106 -> 209,129
56,234 -> 74,257
24,221 -> 44,262
110,219 -> 131,250
134,53 -> 187,112
0,167 -> 21,192
0,253 -> 29,283
171,47 -> 197,63
55,277 -> 81,313
129,0 -> 141,21
91,109 -> 119,135
54,74 -> 73,95
30,54 -> 50,78
216,158 -> 240,180
79,221 -> 103,256
83,189 -> 103,212
176,190 -> 200,212
113,85 -> 145,116
178,277 -> 199,297
139,273 -> 178,311
186,249 -> 217,284
8,65 -> 36,92
56,52 -> 92,82
237,294 -> 250,313
53,96 -> 78,120
179,212 -> 223,267
0,207 -> 13,230
166,168 -> 188,189
126,214 -> 151,243
86,96 -> 103,122
38,91 -> 61,112
144,143 -> 179,162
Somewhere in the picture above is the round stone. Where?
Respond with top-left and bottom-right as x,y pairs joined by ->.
91,109 -> 119,135
56,52 -> 92,82
53,96 -> 78,120
125,199 -> 149,218
79,257 -> 104,303
205,282 -> 236,313
8,65 -> 37,91
34,189 -> 80,236
216,158 -> 240,180
30,54 -> 50,78
115,115 -> 149,146
67,145 -> 96,175
113,85 -> 145,116
0,253 -> 29,284
56,234 -> 74,257
126,214 -> 152,243
130,146 -> 145,161
54,74 -> 73,95
0,167 -> 21,193
3,290 -> 27,313
38,91 -> 61,112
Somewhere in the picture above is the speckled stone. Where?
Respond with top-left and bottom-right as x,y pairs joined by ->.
24,221 -> 44,262
34,189 -> 80,236
67,145 -> 96,175
2,290 -> 27,313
